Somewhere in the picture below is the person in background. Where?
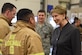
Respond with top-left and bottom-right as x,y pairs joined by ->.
1,8 -> 44,55
35,10 -> 53,55
0,3 -> 16,55
0,3 -> 16,39
72,17 -> 82,41
51,5 -> 81,55
72,17 -> 82,34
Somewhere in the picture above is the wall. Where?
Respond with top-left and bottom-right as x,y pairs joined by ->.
71,8 -> 82,22
45,0 -> 59,12
70,0 -> 81,20
0,0 -> 40,16
71,0 -> 80,4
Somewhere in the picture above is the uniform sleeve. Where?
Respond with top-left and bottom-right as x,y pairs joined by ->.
48,24 -> 54,45
0,24 -> 10,39
71,29 -> 81,55
26,35 -> 44,55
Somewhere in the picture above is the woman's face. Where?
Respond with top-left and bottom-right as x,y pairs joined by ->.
51,12 -> 65,25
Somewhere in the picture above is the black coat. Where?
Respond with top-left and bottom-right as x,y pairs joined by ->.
51,22 -> 81,55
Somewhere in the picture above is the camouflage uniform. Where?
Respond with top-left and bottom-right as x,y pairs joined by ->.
35,22 -> 53,55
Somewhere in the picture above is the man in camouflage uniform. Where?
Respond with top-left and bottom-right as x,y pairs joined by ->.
35,10 -> 53,55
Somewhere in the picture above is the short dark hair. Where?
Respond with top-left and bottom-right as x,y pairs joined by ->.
1,3 -> 16,13
74,17 -> 79,21
17,8 -> 34,22
38,10 -> 46,15
72,17 -> 79,24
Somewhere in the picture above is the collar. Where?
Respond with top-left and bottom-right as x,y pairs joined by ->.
0,14 -> 10,25
13,20 -> 35,33
58,22 -> 70,31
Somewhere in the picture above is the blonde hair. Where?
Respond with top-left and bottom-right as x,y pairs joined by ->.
51,5 -> 67,15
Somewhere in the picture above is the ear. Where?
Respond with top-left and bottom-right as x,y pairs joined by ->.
29,17 -> 35,27
29,17 -> 34,24
63,14 -> 66,19
6,10 -> 10,16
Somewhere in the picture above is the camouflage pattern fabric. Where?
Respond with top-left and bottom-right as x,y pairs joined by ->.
35,22 -> 53,55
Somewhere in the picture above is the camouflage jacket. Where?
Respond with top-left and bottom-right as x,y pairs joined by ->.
35,22 -> 53,55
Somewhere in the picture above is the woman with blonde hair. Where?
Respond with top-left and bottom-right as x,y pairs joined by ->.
51,5 -> 81,55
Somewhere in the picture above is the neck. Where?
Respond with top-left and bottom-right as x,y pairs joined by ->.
60,19 -> 68,29
2,13 -> 11,26
38,21 -> 45,24
2,12 -> 7,17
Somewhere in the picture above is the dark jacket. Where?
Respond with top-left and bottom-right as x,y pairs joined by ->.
51,22 -> 81,55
